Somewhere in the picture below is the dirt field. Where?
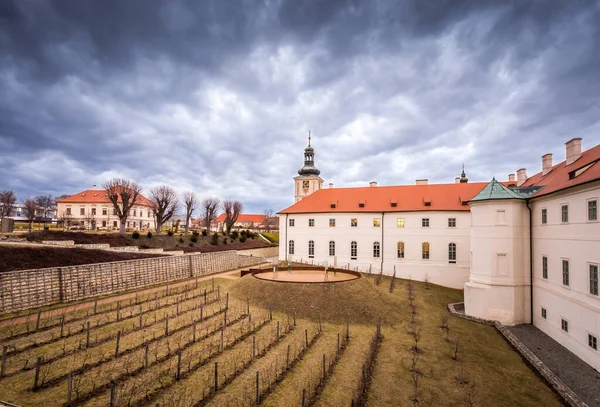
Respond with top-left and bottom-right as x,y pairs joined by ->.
0,246 -> 166,272
0,268 -> 564,407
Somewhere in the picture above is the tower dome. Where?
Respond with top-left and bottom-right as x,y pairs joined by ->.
298,132 -> 320,176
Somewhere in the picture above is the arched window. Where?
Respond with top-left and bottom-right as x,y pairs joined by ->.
397,242 -> 404,259
351,241 -> 358,260
308,240 -> 315,258
422,242 -> 430,260
448,243 -> 456,262
373,242 -> 381,258
329,241 -> 335,256
288,240 -> 295,255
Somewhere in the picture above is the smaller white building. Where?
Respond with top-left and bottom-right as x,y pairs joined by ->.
56,188 -> 156,231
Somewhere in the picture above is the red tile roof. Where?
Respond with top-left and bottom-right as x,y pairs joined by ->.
279,182 -> 491,214
56,189 -> 155,207
524,144 -> 600,198
215,214 -> 268,223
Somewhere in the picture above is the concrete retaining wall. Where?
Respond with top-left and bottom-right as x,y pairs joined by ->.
0,251 -> 264,314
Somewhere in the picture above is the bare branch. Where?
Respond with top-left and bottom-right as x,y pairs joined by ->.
150,185 -> 179,235
223,200 -> 243,236
0,190 -> 17,218
182,191 -> 198,234
102,178 -> 142,235
22,199 -> 38,232
201,197 -> 220,231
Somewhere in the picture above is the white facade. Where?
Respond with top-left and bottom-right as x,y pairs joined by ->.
56,202 -> 155,231
529,181 -> 600,372
294,175 -> 323,203
279,210 -> 471,289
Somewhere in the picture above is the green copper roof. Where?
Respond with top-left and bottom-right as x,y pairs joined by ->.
470,178 -> 542,201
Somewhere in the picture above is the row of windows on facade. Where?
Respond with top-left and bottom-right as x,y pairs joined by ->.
540,308 -> 597,352
65,207 -> 151,217
75,220 -> 151,228
289,217 -> 456,228
288,240 -> 457,262
541,256 -> 599,296
541,199 -> 597,224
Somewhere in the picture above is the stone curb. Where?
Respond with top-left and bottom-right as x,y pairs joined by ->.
447,302 -> 588,407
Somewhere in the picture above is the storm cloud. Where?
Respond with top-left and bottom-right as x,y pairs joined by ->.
1,0 -> 599,212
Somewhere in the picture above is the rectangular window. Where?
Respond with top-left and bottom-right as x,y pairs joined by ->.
133,210 -> 137,216
289,219 -> 295,227
351,218 -> 358,227
308,219 -> 315,227
373,218 -> 381,227
397,218 -> 405,227
329,218 -> 336,227
448,243 -> 456,262
127,221 -> 130,227
561,205 -> 568,223
113,209 -> 117,216
561,318 -> 569,333
589,200 -> 598,221
448,218 -> 456,228
562,260 -> 570,286
66,208 -> 71,215
91,208 -> 96,216
422,242 -> 430,260
288,240 -> 295,255
329,241 -> 335,256
308,240 -> 314,258
589,334 -> 598,351
80,208 -> 85,215
102,208 -> 107,216
351,241 -> 357,260
147,211 -> 150,218
422,218 -> 429,227
542,256 -> 548,279
397,242 -> 404,259
133,222 -> 137,228
102,221 -> 107,227
113,221 -> 117,228
590,264 -> 599,296
496,210 -> 506,225
373,242 -> 380,258
541,209 -> 547,225
541,308 -> 547,319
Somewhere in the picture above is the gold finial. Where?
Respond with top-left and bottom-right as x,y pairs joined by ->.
308,130 -> 311,146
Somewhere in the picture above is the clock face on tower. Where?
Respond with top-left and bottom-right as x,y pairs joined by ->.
302,181 -> 310,189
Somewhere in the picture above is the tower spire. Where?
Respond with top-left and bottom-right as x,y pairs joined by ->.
460,163 -> 469,183
308,130 -> 311,147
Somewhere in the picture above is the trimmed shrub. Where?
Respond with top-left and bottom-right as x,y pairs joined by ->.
240,236 -> 247,243
201,229 -> 208,236
132,231 -> 140,239
167,230 -> 174,236
231,230 -> 239,240
192,230 -> 200,237
223,237 -> 228,245
210,232 -> 219,245
189,243 -> 194,247
146,231 -> 153,238
190,234 -> 198,243
178,237 -> 184,244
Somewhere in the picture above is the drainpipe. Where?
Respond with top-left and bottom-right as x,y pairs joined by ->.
527,200 -> 533,324
381,212 -> 385,272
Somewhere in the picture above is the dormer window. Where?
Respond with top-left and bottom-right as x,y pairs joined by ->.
424,202 -> 431,207
358,200 -> 365,208
81,193 -> 86,197
390,200 -> 397,208
330,202 -> 336,209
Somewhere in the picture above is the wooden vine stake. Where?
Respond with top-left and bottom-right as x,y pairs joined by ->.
255,371 -> 260,404
0,345 -> 7,378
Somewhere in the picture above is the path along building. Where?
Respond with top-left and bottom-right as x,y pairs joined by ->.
278,137 -> 600,371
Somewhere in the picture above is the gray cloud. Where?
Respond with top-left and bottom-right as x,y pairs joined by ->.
0,0 -> 599,213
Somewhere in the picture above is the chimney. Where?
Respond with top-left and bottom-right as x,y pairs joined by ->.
369,181 -> 377,187
542,153 -> 553,176
328,183 -> 334,189
565,138 -> 582,166
416,179 -> 428,185
455,177 -> 460,184
517,168 -> 527,186
508,174 -> 515,182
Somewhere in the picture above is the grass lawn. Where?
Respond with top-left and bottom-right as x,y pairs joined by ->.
0,272 -> 562,406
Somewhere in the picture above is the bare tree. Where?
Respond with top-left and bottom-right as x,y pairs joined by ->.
182,191 -> 198,234
34,195 -> 55,227
262,208 -> 273,218
150,185 -> 179,235
201,197 -> 220,231
0,190 -> 17,218
57,209 -> 73,230
22,199 -> 38,232
102,178 -> 142,235
223,200 -> 243,236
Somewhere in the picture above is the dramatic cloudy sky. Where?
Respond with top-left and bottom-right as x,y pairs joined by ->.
1,0 -> 599,213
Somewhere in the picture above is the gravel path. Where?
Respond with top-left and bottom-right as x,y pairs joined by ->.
508,324 -> 600,407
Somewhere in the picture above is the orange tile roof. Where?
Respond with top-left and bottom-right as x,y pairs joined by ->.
278,182 -> 491,214
56,189 -> 155,207
523,143 -> 600,198
215,214 -> 268,223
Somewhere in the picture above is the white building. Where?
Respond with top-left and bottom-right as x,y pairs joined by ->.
278,137 -> 600,372
56,188 -> 156,231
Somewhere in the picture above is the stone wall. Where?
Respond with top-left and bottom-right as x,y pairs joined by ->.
0,251 -> 264,314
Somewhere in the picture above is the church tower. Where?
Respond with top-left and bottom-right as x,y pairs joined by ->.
294,133 -> 324,203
